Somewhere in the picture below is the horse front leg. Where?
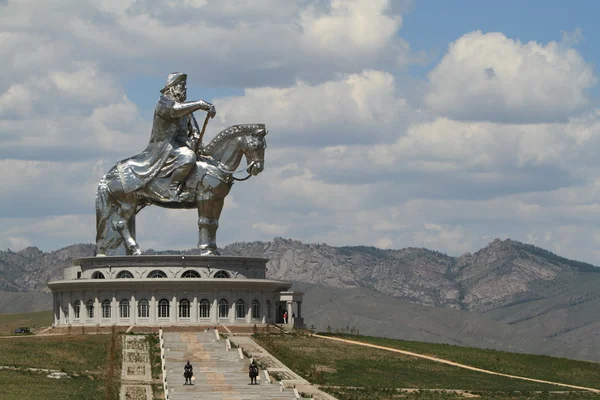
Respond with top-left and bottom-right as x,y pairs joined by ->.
197,195 -> 225,256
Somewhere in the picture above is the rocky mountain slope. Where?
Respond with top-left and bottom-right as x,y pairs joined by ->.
222,237 -> 598,313
1,238 -> 599,361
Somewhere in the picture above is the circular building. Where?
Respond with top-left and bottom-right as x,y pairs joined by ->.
48,255 -> 304,327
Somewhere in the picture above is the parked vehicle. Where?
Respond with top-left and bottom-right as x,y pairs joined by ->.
13,327 -> 30,334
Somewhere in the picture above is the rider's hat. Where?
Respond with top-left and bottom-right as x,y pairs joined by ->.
160,72 -> 187,94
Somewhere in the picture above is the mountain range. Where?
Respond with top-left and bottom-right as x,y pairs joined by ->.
1,238 -> 599,362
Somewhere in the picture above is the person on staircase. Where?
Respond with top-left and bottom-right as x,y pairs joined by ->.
249,360 -> 259,385
184,360 -> 194,385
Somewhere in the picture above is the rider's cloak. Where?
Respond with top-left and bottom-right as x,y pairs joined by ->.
116,94 -> 199,193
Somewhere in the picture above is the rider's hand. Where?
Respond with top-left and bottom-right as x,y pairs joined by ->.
208,104 -> 217,119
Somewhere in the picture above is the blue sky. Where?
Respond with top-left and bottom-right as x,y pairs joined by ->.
3,0 -> 600,264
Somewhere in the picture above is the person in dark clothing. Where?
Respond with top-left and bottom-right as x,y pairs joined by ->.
184,360 -> 194,385
249,360 -> 259,385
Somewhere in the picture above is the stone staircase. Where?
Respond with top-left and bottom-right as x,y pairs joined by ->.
163,331 -> 298,400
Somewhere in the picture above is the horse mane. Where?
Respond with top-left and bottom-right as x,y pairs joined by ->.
203,124 -> 267,156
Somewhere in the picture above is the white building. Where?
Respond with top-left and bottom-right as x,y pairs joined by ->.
48,255 -> 304,327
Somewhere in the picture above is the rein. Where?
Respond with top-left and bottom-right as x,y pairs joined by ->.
217,160 -> 262,181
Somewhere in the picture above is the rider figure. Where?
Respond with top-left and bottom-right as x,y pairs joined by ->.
116,72 -> 216,201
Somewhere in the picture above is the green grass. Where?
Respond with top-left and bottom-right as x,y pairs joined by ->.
322,387 -> 600,400
0,310 -> 53,335
254,334 -> 570,393
0,333 -> 122,400
328,334 -> 600,390
0,369 -> 105,400
0,335 -> 116,374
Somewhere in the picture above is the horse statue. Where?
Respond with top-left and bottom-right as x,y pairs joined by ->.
95,124 -> 267,256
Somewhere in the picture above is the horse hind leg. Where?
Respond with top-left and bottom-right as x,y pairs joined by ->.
113,201 -> 141,255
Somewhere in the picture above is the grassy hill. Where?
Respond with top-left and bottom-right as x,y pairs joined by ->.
0,309 -> 52,335
252,332 -> 600,400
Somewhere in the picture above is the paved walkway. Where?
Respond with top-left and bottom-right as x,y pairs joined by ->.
163,331 -> 298,399
313,334 -> 600,394
230,336 -> 337,400
120,335 -> 153,400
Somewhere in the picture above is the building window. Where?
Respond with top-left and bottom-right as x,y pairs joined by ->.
158,299 -> 170,318
73,300 -> 81,319
148,270 -> 167,278
138,299 -> 149,318
179,299 -> 190,318
265,300 -> 271,319
119,299 -> 130,318
181,270 -> 200,278
252,300 -> 260,319
117,270 -> 134,278
214,270 -> 229,278
102,300 -> 111,319
199,299 -> 210,319
219,299 -> 229,319
76,271 -> 82,279
236,299 -> 245,319
87,300 -> 94,319
92,271 -> 105,279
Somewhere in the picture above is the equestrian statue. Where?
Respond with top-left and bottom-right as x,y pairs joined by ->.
95,72 -> 267,256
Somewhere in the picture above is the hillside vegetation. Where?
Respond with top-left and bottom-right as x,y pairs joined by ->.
253,333 -> 600,400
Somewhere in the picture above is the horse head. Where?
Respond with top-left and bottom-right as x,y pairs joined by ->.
240,125 -> 267,176
203,124 -> 268,176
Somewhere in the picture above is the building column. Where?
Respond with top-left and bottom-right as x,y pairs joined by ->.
260,291 -> 266,324
150,290 -> 156,325
66,292 -> 73,325
192,290 -> 198,324
112,290 -> 117,324
131,291 -> 136,325
245,291 -> 251,324
94,290 -> 100,326
171,291 -> 177,324
287,301 -> 293,324
211,291 -> 217,323
229,290 -> 235,324
53,293 -> 59,326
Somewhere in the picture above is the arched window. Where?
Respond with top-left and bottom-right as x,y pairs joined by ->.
181,270 -> 200,278
73,300 -> 81,319
252,299 -> 260,319
158,298 -> 170,318
265,300 -> 271,319
117,270 -> 134,279
87,300 -> 94,319
199,299 -> 210,319
92,271 -> 105,279
148,270 -> 167,278
179,299 -> 190,318
102,300 -> 111,319
119,299 -> 130,318
219,299 -> 229,319
214,270 -> 229,278
138,299 -> 149,318
236,299 -> 245,319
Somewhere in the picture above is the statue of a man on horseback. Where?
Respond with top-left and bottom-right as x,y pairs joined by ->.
116,72 -> 216,202
95,73 -> 267,256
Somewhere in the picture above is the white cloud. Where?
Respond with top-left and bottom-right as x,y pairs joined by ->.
3,0 -> 600,267
215,70 -> 416,146
425,31 -> 596,123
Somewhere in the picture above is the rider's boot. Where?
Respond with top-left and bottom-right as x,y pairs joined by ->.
167,163 -> 194,202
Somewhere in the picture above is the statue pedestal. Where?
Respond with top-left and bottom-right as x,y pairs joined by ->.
48,255 -> 302,327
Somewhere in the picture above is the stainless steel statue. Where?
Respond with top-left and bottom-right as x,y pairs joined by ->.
95,73 -> 267,256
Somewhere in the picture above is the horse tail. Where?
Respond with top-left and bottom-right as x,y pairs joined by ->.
95,169 -> 122,255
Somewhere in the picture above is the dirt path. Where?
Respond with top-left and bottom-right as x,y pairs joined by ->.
312,334 -> 600,394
